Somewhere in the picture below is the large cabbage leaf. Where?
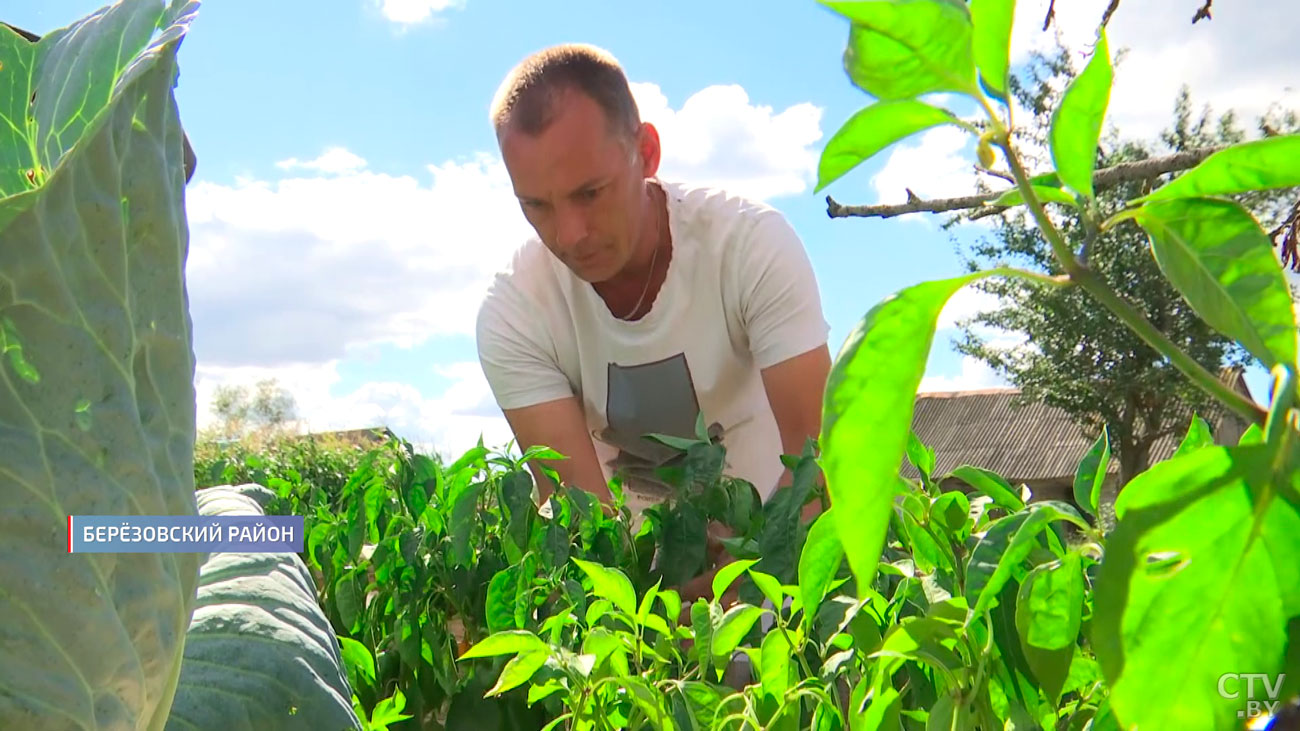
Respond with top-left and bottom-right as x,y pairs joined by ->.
167,485 -> 361,731
0,2 -> 203,728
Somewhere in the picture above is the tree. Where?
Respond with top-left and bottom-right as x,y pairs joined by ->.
952,43 -> 1300,488
209,377 -> 299,440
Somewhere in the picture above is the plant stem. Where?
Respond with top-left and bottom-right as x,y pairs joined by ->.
999,139 -> 1266,426
777,619 -> 815,681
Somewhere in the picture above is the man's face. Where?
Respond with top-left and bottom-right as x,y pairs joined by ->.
499,90 -> 655,283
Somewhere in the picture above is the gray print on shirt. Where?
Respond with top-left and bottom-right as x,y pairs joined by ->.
593,353 -> 724,497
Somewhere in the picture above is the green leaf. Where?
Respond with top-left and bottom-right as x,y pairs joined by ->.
821,271 -> 1006,597
0,30 -> 37,196
1135,197 -> 1297,369
1016,553 -> 1084,651
1061,651 -> 1100,698
1240,423 -> 1265,446
572,558 -> 637,617
1173,414 -> 1215,457
816,100 -> 960,192
0,4 -> 213,728
948,465 -> 1024,512
172,486 -> 362,730
582,627 -> 625,670
991,184 -> 1077,208
930,491 -> 971,538
907,430 -> 937,482
485,650 -> 549,697
965,502 -> 1089,619
659,501 -> 709,587
370,689 -> 414,727
1094,444 -> 1297,728
691,601 -> 722,678
756,486 -> 807,584
748,569 -> 784,609
970,0 -> 1015,100
902,511 -> 941,574
486,566 -> 521,633
1142,134 -> 1300,202
823,0 -> 980,100
501,469 -> 535,552
622,677 -> 673,729
637,579 -> 661,630
760,628 -> 794,703
448,482 -> 483,566
798,508 -> 844,630
988,581 -> 1049,726
337,637 -> 377,698
712,604 -> 767,664
925,693 -> 956,731
873,617 -> 964,682
527,676 -> 564,707
447,444 -> 488,475
1,0 -> 170,196
1049,29 -> 1112,199
1014,554 -> 1083,705
850,671 -> 902,729
521,444 -> 567,462
712,558 -> 760,602
1072,426 -> 1110,517
678,682 -> 723,728
459,630 -> 548,660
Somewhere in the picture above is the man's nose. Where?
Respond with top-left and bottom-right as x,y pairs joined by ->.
554,205 -> 588,252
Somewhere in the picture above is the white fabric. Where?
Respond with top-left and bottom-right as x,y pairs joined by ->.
475,179 -> 829,502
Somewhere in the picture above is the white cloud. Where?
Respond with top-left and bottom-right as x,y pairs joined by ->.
632,82 -> 824,201
185,153 -> 533,368
373,0 -> 462,26
275,147 -> 368,175
1007,0 -> 1300,142
918,356 -> 1011,394
196,360 -> 515,460
937,286 -> 1003,331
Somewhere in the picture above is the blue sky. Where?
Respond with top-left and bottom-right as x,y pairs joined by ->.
9,0 -> 1297,457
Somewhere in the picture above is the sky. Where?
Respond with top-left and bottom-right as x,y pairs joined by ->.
8,0 -> 1299,460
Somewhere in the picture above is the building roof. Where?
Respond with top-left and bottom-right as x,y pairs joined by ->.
903,367 -> 1255,483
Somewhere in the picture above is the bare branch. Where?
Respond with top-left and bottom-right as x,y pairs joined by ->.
1192,0 -> 1213,23
827,192 -> 995,220
825,145 -> 1227,220
976,165 -> 1016,184
1101,0 -> 1123,27
1271,198 -> 1300,272
1042,0 -> 1057,31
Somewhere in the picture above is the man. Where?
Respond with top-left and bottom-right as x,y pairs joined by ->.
476,42 -> 830,598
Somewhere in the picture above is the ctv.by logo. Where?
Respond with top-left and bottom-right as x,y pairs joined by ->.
1218,673 -> 1286,722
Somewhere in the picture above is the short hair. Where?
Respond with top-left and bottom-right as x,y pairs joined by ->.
490,43 -> 642,143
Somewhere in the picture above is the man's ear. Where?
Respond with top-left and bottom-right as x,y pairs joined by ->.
636,122 -> 661,178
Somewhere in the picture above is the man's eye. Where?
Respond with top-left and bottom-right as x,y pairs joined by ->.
578,187 -> 600,201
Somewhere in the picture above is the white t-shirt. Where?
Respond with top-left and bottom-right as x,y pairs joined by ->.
475,179 -> 829,503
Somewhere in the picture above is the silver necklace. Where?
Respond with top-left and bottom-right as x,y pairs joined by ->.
620,188 -> 664,320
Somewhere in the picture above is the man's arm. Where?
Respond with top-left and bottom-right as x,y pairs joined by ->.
761,343 -> 832,520
503,396 -> 612,505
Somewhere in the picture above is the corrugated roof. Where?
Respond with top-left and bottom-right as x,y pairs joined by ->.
902,369 -> 1254,483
